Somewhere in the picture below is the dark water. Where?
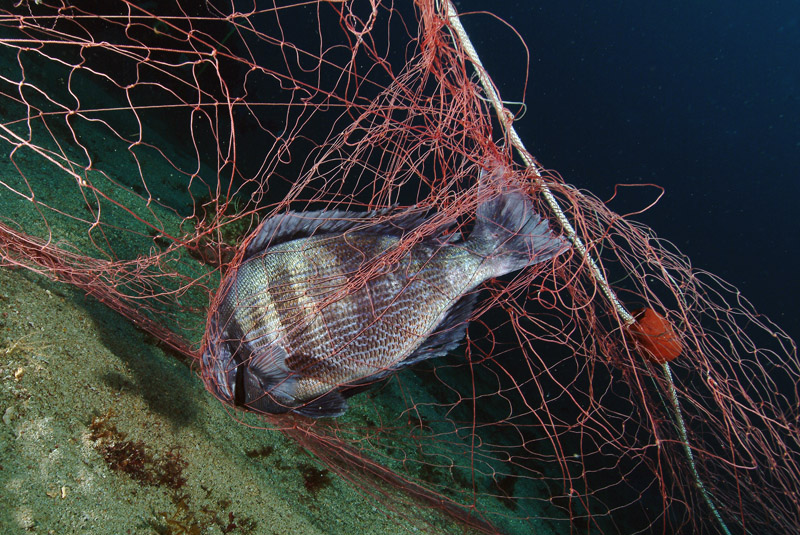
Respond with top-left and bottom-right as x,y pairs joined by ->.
447,4 -> 799,532
457,1 -> 800,343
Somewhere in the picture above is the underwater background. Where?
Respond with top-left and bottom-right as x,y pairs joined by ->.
1,1 -> 798,534
457,0 -> 800,343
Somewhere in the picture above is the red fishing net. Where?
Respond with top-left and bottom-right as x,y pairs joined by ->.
0,1 -> 797,534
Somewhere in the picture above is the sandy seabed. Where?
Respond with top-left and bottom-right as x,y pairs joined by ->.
0,266 -> 464,535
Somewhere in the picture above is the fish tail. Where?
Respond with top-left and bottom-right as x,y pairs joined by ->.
469,163 -> 566,275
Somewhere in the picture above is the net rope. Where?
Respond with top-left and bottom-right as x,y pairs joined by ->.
440,3 -> 730,533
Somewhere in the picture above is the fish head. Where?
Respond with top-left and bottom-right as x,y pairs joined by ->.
201,312 -> 300,415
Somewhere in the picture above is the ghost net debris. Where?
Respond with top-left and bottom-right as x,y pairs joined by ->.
0,1 -> 797,534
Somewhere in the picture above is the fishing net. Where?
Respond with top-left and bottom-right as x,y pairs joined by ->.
0,1 -> 797,533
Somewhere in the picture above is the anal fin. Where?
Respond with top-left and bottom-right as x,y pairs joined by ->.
294,390 -> 349,418
396,291 -> 478,369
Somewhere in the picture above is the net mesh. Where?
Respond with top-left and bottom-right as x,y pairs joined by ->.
0,1 -> 797,534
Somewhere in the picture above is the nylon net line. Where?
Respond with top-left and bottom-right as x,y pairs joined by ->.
0,2 -> 797,534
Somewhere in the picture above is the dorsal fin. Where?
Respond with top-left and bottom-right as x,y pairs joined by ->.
243,209 -> 377,261
243,206 -> 455,260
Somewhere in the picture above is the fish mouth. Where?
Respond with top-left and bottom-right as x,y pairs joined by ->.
201,337 -> 237,403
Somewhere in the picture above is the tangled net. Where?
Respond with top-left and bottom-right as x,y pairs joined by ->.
0,1 -> 797,533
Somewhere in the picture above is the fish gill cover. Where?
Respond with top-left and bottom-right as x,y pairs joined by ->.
0,1 -> 797,534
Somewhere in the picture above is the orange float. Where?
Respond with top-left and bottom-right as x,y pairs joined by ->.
628,308 -> 683,364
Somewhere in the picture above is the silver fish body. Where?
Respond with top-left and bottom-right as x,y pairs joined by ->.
201,166 -> 565,417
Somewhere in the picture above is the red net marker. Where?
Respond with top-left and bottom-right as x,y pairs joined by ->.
628,307 -> 682,364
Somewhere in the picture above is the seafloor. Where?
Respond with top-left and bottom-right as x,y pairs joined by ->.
0,264 -> 474,535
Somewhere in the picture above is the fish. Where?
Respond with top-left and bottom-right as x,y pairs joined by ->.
200,162 -> 566,418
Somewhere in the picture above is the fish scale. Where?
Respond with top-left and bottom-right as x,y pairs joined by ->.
250,234 -> 475,399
